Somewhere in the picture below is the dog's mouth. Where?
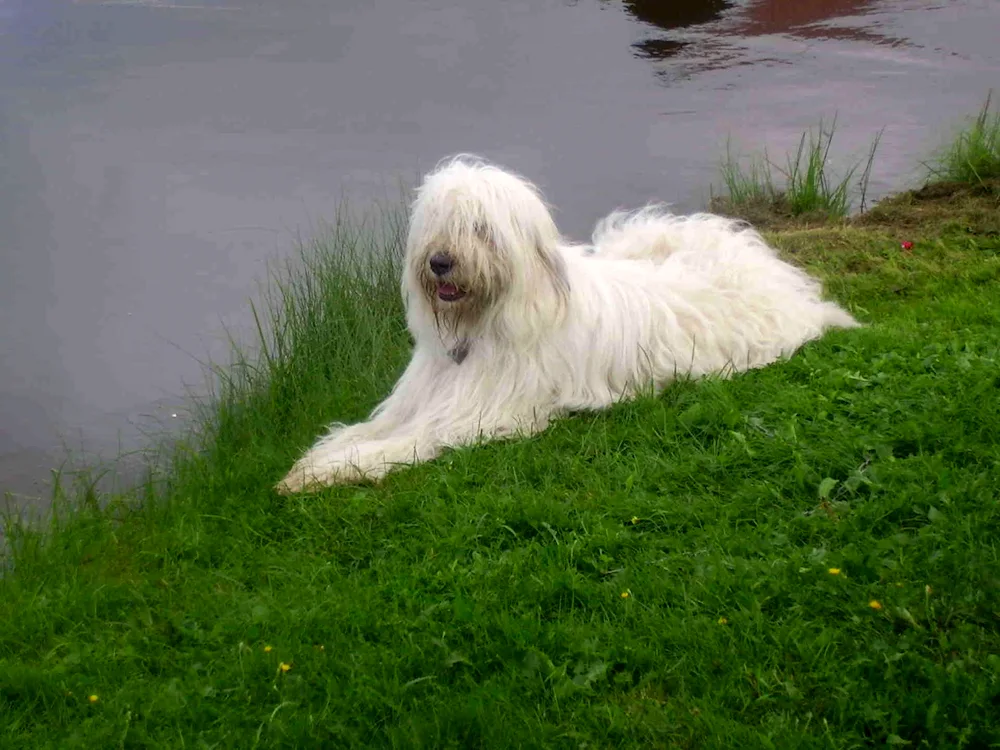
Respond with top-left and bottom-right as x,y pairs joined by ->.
436,282 -> 466,302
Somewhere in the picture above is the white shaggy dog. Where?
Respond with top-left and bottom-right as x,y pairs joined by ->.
276,156 -> 859,494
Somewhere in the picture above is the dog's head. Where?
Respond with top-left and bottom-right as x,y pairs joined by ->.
403,155 -> 569,345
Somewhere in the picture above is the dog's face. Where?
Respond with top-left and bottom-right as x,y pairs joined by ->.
404,156 -> 570,343
411,220 -> 507,328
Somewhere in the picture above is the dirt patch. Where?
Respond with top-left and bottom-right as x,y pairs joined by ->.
707,194 -> 845,232
711,179 -> 999,236
853,180 -> 1000,235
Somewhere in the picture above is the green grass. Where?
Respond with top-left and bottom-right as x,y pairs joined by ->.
5,125 -> 1000,745
927,92 -> 1000,187
711,119 -> 882,227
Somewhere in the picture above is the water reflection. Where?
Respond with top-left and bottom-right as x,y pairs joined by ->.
734,0 -> 901,46
619,0 -> 732,59
620,0 -> 906,81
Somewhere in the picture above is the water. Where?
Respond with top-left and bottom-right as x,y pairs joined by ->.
2,0 -> 998,512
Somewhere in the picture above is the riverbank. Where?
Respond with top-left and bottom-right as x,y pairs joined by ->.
2,104 -> 999,747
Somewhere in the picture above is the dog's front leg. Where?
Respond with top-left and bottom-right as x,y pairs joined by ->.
276,408 -> 552,494
275,403 -> 556,493
275,432 -> 436,492
276,351 -> 449,493
347,406 -> 554,482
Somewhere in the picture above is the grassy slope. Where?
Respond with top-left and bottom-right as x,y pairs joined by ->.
2,190 -> 1000,749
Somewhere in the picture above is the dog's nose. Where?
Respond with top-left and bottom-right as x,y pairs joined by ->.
429,253 -> 453,277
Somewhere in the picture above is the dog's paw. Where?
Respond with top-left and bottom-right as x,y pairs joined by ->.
274,468 -> 313,496
274,455 -> 373,495
275,437 -> 428,495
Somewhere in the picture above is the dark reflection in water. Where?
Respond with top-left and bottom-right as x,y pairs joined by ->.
735,0 -> 899,45
620,0 -> 904,83
624,0 -> 731,28
620,0 -> 732,59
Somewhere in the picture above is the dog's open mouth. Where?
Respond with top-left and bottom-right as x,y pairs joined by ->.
437,282 -> 466,302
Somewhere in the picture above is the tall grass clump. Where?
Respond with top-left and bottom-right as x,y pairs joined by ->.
927,92 -> 1000,187
1,199 -> 408,554
712,118 -> 882,226
3,199 -> 412,560
716,139 -> 776,208
194,201 -> 410,481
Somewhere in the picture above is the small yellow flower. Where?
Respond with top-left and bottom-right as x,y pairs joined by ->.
263,645 -> 273,653
620,591 -> 630,599
718,617 -> 728,625
828,568 -> 841,575
279,662 -> 292,673
88,694 -> 99,704
631,516 -> 640,525
869,599 -> 883,610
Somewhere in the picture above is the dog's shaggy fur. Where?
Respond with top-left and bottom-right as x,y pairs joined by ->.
276,156 -> 859,493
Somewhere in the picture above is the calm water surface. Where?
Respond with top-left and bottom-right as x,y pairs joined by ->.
2,0 -> 998,511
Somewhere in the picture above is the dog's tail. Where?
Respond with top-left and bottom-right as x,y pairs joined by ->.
822,301 -> 863,330
591,206 -> 682,261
